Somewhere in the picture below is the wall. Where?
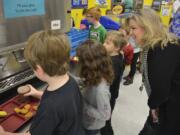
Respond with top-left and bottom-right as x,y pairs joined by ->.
143,0 -> 153,6
143,0 -> 172,26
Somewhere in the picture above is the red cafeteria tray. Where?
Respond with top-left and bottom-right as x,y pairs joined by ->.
0,95 -> 39,132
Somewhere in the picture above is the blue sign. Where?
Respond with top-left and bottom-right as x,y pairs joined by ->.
3,0 -> 45,19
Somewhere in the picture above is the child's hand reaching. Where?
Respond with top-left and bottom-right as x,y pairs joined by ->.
0,126 -> 6,135
17,85 -> 43,99
23,85 -> 39,97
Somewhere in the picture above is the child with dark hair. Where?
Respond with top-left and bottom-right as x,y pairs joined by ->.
77,40 -> 114,135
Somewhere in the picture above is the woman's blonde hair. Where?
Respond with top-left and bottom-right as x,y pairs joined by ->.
126,8 -> 178,48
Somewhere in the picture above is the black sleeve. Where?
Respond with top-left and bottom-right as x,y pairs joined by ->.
147,46 -> 178,109
30,104 -> 60,135
110,55 -> 123,99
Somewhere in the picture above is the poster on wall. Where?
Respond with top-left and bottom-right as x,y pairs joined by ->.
162,6 -> 170,16
96,0 -> 108,7
72,0 -> 81,7
81,0 -> 88,6
3,0 -> 45,19
72,0 -> 88,8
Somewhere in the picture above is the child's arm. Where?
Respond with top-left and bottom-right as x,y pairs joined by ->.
84,88 -> 111,121
23,85 -> 43,99
0,126 -> 30,135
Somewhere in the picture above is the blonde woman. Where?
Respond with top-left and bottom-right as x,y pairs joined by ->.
126,9 -> 180,135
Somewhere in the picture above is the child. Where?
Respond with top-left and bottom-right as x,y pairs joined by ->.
86,7 -> 107,43
80,8 -> 120,31
120,25 -> 140,85
76,40 -> 113,135
80,8 -> 91,30
119,25 -> 134,67
0,30 -> 85,135
101,31 -> 127,135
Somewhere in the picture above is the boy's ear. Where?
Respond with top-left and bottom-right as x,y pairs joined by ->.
35,65 -> 44,75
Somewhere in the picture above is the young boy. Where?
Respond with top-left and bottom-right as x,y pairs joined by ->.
0,30 -> 85,135
120,25 -> 140,85
80,8 -> 120,31
86,7 -> 107,43
80,8 -> 90,30
101,31 -> 127,135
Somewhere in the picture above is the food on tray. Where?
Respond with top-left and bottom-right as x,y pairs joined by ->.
14,107 -> 21,113
0,111 -> 7,117
14,104 -> 31,115
17,85 -> 30,94
24,104 -> 31,110
20,108 -> 29,115
33,105 -> 38,111
24,112 -> 33,118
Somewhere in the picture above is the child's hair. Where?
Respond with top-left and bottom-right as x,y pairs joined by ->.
87,7 -> 102,21
77,40 -> 114,86
106,31 -> 127,50
106,9 -> 112,15
82,8 -> 88,16
24,30 -> 70,76
120,23 -> 131,36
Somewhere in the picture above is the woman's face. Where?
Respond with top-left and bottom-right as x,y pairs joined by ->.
129,19 -> 145,45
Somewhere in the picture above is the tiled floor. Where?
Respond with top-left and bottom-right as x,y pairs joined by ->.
112,71 -> 149,135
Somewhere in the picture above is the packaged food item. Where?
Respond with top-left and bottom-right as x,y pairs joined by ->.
17,85 -> 30,95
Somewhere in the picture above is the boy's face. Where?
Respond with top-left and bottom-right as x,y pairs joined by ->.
104,38 -> 119,55
86,14 -> 95,23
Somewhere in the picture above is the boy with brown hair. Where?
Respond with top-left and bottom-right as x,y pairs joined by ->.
86,7 -> 107,43
0,30 -> 85,135
102,31 -> 127,135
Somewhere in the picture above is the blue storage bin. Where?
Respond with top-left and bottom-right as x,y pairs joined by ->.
67,28 -> 89,57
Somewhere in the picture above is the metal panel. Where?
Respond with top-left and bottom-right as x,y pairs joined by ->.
0,0 -> 71,53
